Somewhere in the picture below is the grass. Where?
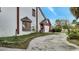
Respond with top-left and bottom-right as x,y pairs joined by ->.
67,38 -> 79,46
0,32 -> 54,49
67,29 -> 79,46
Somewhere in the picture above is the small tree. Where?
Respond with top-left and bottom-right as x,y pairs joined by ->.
67,24 -> 70,34
62,25 -> 68,29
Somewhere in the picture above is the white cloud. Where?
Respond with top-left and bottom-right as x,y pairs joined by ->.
48,7 -> 57,16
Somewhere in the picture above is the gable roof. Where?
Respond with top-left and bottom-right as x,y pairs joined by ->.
38,7 -> 51,26
38,7 -> 46,19
21,16 -> 32,22
40,18 -> 51,26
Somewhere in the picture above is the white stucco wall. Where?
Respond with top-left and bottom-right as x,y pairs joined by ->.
0,7 -> 44,37
0,7 -> 16,37
19,7 -> 36,35
44,26 -> 49,32
19,7 -> 44,35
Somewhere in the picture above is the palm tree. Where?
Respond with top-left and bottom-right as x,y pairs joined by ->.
69,7 -> 79,34
70,7 -> 79,19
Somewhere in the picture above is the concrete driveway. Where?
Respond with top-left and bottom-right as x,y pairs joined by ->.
27,33 -> 79,51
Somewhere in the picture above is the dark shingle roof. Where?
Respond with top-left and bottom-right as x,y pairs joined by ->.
21,16 -> 32,22
40,18 -> 51,26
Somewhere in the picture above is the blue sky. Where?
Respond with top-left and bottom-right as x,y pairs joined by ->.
41,7 -> 75,25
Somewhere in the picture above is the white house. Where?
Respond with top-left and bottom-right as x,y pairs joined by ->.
0,7 -> 46,37
40,18 -> 51,32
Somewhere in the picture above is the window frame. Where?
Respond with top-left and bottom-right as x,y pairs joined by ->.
0,7 -> 1,12
22,21 -> 31,31
32,9 -> 36,17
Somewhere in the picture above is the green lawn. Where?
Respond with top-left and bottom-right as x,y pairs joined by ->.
0,32 -> 54,49
67,38 -> 79,46
67,29 -> 79,46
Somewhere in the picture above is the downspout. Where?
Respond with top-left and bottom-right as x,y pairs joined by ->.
36,7 -> 39,32
16,7 -> 19,34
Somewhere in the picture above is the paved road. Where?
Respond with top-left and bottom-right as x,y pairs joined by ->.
27,33 -> 79,51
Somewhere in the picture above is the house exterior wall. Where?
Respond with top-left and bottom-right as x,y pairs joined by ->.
19,7 -> 44,34
0,7 -> 44,37
19,7 -> 36,35
0,7 -> 17,37
44,26 -> 49,32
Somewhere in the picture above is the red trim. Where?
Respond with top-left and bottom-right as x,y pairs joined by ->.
16,7 -> 19,34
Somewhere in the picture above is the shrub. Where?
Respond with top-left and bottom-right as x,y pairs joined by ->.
68,33 -> 79,39
68,29 -> 79,40
62,25 -> 68,29
54,26 -> 62,32
50,29 -> 55,32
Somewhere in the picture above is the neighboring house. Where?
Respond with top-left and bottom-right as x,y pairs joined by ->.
56,19 -> 70,32
56,19 -> 69,26
40,18 -> 51,32
39,8 -> 51,32
61,20 -> 69,26
56,20 -> 61,26
0,7 -> 45,37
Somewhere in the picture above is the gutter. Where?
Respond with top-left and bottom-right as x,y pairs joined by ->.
38,7 -> 46,19
36,7 -> 38,32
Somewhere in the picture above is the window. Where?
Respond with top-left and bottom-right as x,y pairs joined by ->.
22,21 -> 31,31
32,9 -> 35,17
21,17 -> 32,31
0,8 -> 1,12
